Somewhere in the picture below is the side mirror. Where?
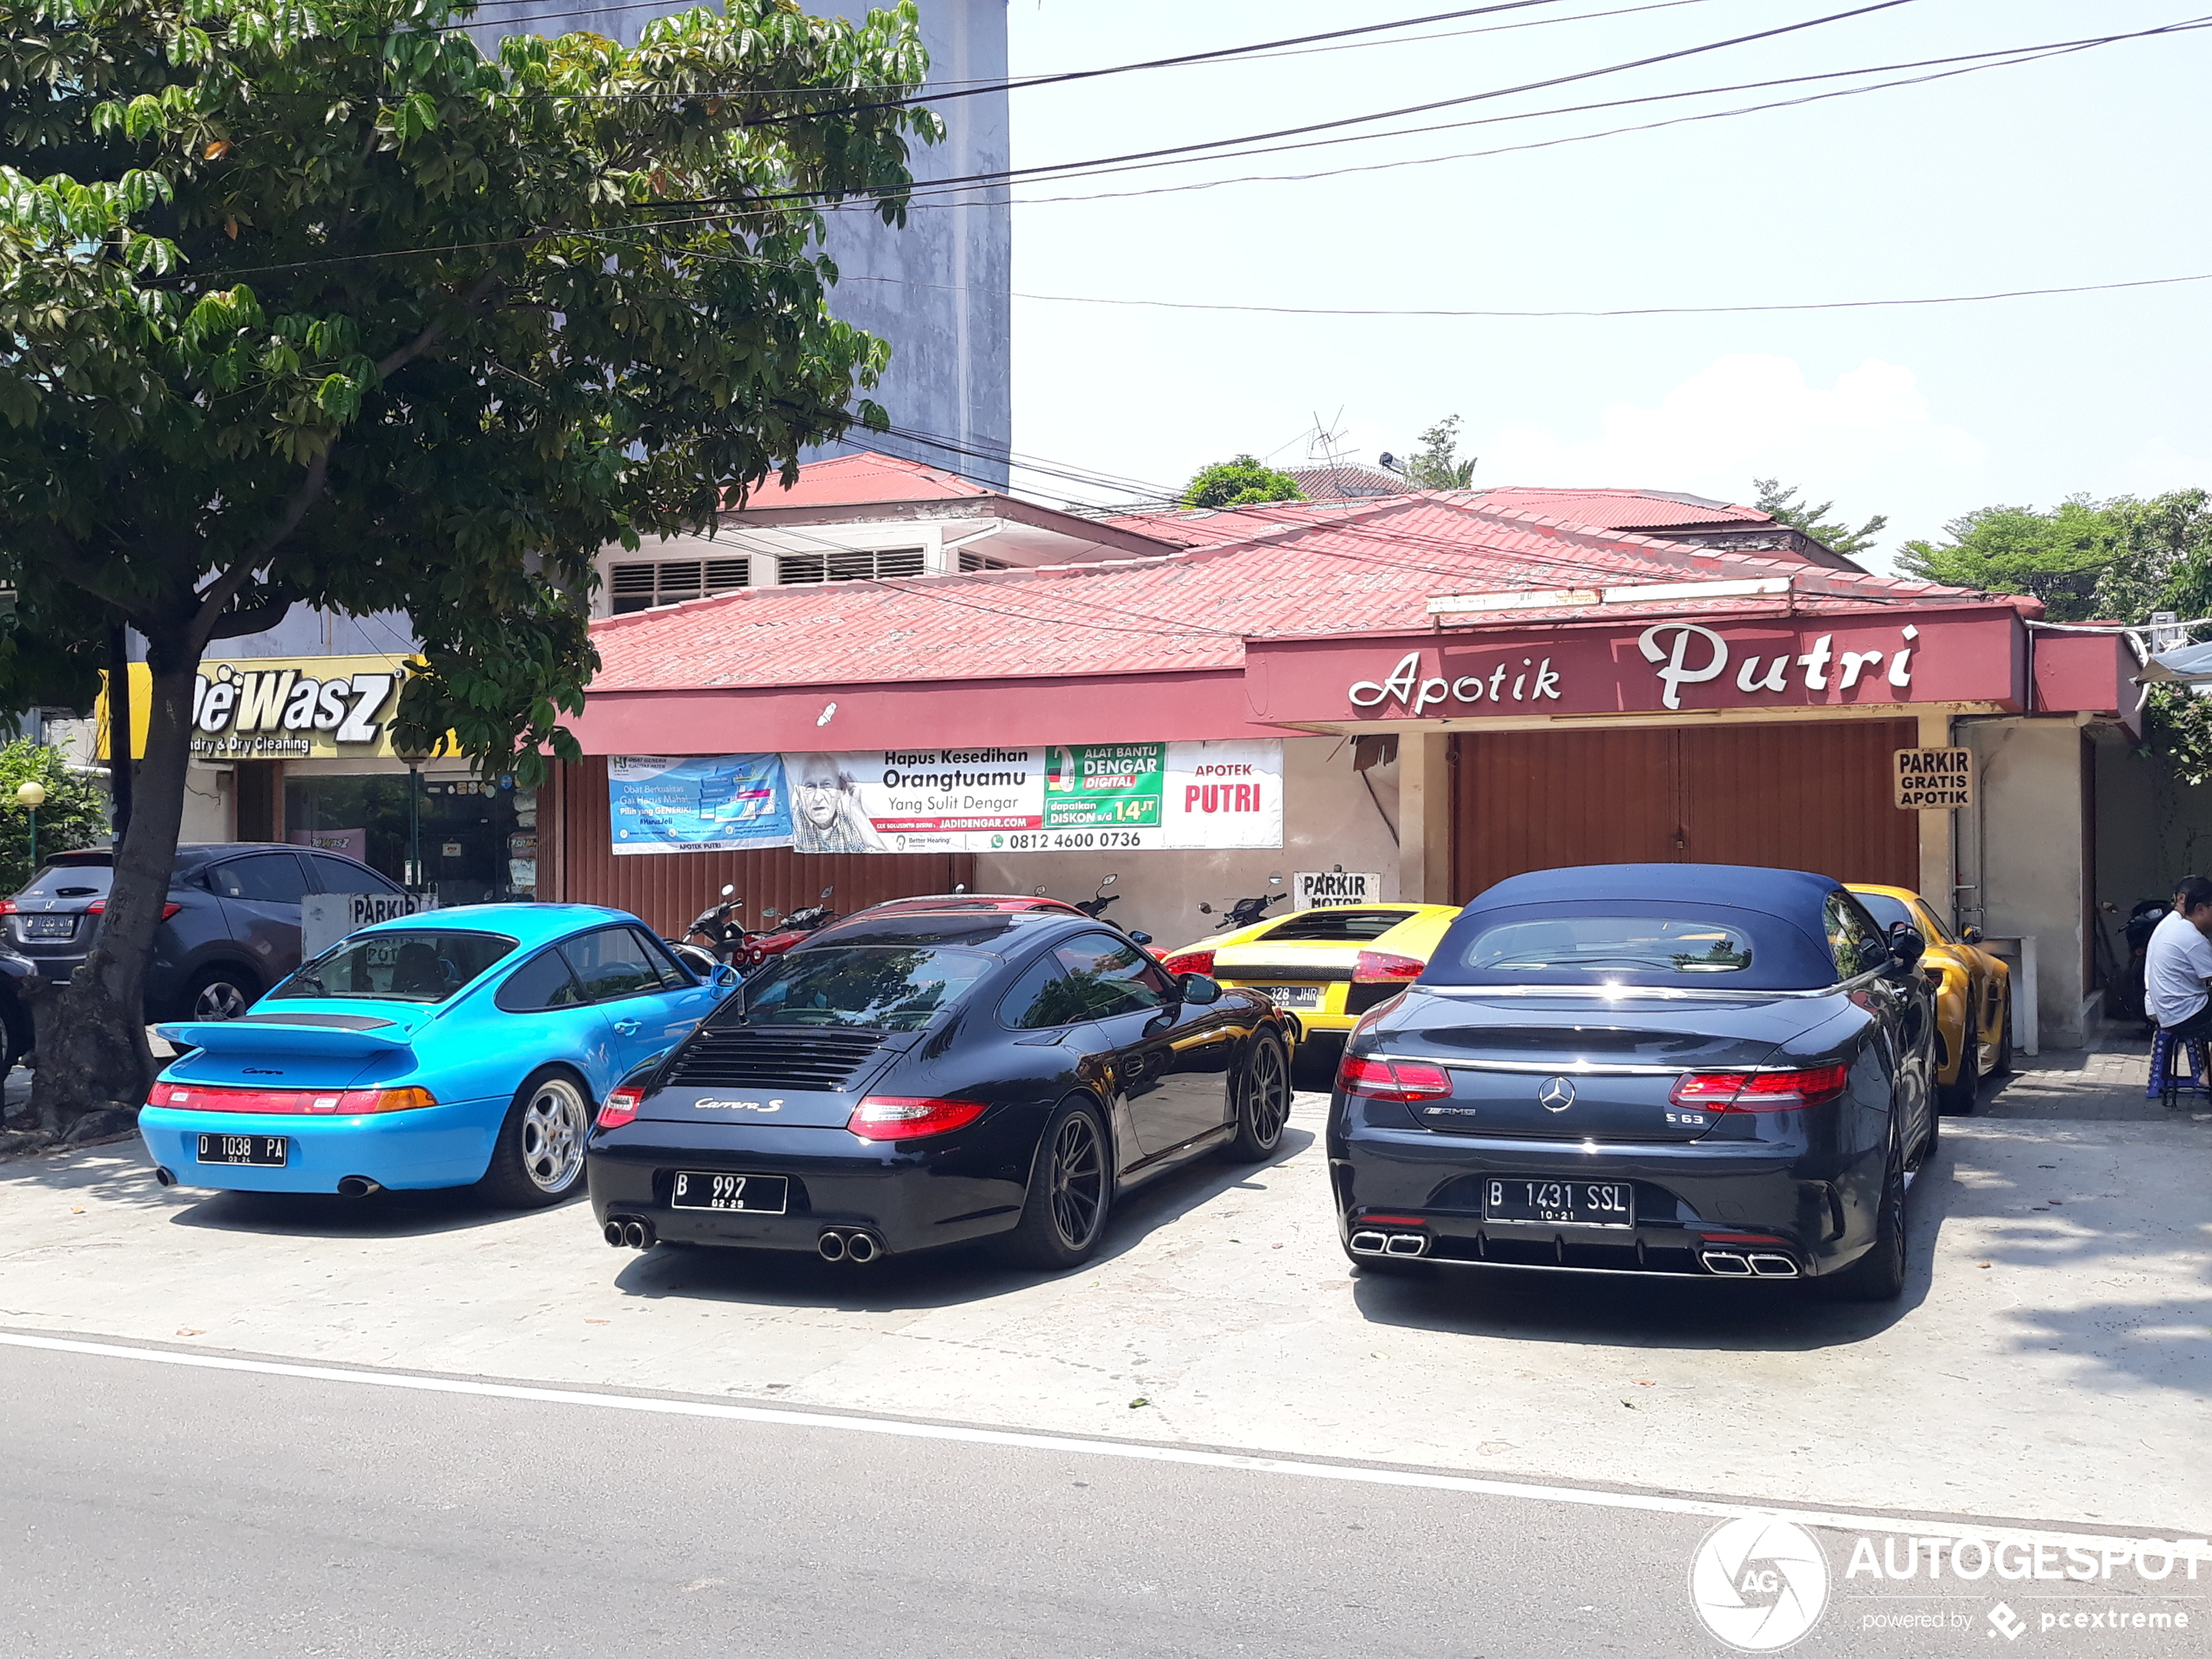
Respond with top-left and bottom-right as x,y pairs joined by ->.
762,908 -> 782,923
711,964 -> 740,989
1197,902 -> 1213,914
1885,923 -> 1927,975
720,884 -> 735,898
1963,926 -> 1985,944
1100,873 -> 1117,888
1033,886 -> 1048,897
1177,972 -> 1224,1006
1267,873 -> 1283,887
1130,930 -> 1153,946
819,887 -> 834,900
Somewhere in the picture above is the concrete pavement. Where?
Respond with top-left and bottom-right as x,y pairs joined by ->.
3,1089 -> 2207,1534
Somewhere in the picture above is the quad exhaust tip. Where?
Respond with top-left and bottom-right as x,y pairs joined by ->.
604,1217 -> 654,1250
1701,1249 -> 1800,1278
1349,1229 -> 1428,1258
818,1228 -> 883,1264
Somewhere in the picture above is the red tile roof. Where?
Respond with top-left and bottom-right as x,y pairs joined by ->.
590,495 -> 2008,694
731,450 -> 992,509
1460,487 -> 1770,529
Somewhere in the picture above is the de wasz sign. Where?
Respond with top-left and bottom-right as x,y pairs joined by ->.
1242,607 -> 2027,725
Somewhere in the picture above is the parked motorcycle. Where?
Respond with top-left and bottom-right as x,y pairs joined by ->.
1072,873 -> 1121,919
738,887 -> 839,967
1197,873 -> 1287,931
2115,895 -> 2173,1029
672,883 -> 750,971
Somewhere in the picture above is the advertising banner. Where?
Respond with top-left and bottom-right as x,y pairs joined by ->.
98,654 -> 423,761
608,754 -> 792,855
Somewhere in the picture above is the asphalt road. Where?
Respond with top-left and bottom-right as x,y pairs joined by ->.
3,1336 -> 2203,1659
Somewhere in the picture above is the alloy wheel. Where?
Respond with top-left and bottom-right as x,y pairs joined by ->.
193,980 -> 250,1021
1244,1039 -> 1291,1149
519,1077 -> 589,1195
1047,1111 -> 1106,1250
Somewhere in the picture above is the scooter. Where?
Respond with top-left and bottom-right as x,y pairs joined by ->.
738,887 -> 839,967
1197,873 -> 1287,931
2118,895 -> 2171,1030
1071,873 -> 1121,919
672,883 -> 749,972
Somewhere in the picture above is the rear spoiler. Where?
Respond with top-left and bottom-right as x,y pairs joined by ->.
157,1012 -> 419,1059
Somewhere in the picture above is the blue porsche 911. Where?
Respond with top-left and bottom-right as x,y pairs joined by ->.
138,905 -> 738,1206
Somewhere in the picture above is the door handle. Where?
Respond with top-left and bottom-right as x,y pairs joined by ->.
613,1020 -> 641,1035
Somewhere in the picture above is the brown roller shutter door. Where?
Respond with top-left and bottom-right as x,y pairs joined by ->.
1452,719 -> 1919,902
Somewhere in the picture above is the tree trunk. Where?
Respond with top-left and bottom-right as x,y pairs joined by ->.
29,646 -> 202,1135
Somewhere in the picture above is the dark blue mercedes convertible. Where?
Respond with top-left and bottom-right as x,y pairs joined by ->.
1328,864 -> 1937,1300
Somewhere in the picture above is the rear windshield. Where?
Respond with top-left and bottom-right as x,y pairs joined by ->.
1853,892 -> 1948,941
15,863 -> 112,899
1425,902 -> 1835,991
273,930 -> 518,1004
1255,908 -> 1415,944
725,946 -> 993,1030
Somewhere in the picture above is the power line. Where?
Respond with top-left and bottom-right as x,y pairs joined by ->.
647,0 -> 1925,208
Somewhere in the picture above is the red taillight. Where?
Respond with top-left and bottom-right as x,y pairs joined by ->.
145,1082 -> 437,1114
1669,1063 -> 1850,1113
0,900 -> 14,915
1352,950 -> 1425,984
847,1096 -> 988,1141
1337,1054 -> 1453,1103
597,1086 -> 644,1130
1157,948 -> 1215,978
83,900 -> 180,920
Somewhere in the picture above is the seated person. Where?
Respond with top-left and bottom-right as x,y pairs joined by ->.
2144,875 -> 2212,1042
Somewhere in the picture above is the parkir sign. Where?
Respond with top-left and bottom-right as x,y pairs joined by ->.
1894,746 -> 1975,810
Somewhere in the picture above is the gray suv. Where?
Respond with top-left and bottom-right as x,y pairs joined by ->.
5,844 -> 406,1022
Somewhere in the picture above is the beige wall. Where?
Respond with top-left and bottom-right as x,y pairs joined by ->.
970,736 -> 1403,954
1961,716 -> 2089,1048
179,762 -> 232,844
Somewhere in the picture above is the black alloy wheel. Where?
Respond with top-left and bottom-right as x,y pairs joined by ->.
1224,1030 -> 1291,1162
1988,991 -> 2013,1077
1938,1038 -> 1979,1116
184,964 -> 259,1022
1003,1099 -> 1110,1270
1821,1130 -> 1907,1303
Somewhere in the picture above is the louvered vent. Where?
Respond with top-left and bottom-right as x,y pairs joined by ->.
779,547 -> 927,585
608,558 -> 752,613
959,551 -> 1013,571
664,1028 -> 889,1091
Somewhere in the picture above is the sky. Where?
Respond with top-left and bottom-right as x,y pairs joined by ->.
970,0 -> 2212,570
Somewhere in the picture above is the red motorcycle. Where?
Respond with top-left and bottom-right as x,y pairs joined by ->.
736,887 -> 840,968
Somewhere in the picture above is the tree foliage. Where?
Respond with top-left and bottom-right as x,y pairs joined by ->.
0,0 -> 938,1127
1894,497 -> 2125,622
0,739 -> 108,894
1753,478 -> 1889,560
1403,414 -> 1474,489
1182,455 -> 1305,510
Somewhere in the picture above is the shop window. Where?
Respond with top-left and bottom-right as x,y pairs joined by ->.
776,547 -> 927,585
608,557 -> 751,614
304,851 -> 403,897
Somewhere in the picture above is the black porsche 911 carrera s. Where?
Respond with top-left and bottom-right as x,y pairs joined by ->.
586,907 -> 1295,1270
1329,864 -> 1938,1301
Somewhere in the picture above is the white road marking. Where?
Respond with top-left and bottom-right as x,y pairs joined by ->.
1,1329 -> 2198,1554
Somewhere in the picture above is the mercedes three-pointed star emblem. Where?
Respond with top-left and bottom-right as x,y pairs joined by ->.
1537,1076 -> 1576,1112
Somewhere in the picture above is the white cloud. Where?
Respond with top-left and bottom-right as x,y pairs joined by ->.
1477,354 -> 1987,509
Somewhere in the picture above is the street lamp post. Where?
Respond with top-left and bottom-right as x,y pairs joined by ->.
15,779 -> 46,875
391,741 -> 435,893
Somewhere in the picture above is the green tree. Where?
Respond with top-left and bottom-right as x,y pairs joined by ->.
0,0 -> 937,1133
1753,478 -> 1890,560
0,739 -> 108,894
1182,455 -> 1305,509
1404,415 -> 1475,489
1894,497 -> 2126,622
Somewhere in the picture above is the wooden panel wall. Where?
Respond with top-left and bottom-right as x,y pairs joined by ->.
1452,718 -> 1920,903
546,757 -> 974,938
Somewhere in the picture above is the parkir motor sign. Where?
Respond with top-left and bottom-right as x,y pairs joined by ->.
1894,746 -> 1975,810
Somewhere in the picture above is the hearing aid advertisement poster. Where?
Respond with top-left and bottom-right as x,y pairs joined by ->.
608,742 -> 1281,854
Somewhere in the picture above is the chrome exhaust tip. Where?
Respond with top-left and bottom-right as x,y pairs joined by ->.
844,1231 -> 880,1264
1747,1253 -> 1800,1278
1700,1250 -> 1753,1277
1348,1230 -> 1388,1256
335,1176 -> 381,1198
152,1166 -> 178,1188
817,1230 -> 848,1262
621,1219 -> 653,1250
603,1220 -> 628,1247
1382,1232 -> 1429,1258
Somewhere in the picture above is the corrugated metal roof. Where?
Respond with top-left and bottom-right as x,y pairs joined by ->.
1460,487 -> 1770,529
730,450 -> 993,509
590,495 -> 1998,694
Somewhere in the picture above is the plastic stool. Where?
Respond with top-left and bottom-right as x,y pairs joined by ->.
2147,1028 -> 2212,1103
